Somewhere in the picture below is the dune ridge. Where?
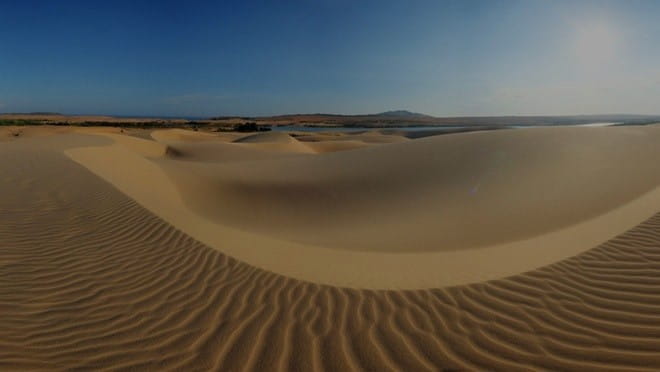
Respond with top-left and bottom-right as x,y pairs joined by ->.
2,132 -> 660,370
66,125 -> 660,288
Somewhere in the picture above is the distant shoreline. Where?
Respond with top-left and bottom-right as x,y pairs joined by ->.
1,113 -> 659,130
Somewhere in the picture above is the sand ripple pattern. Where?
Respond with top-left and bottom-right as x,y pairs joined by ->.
2,139 -> 660,371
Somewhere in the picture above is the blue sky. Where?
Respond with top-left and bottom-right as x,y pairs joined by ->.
1,0 -> 659,117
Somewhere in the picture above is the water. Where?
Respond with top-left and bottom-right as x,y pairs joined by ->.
272,125 -> 476,133
512,122 -> 620,129
273,122 -> 621,133
567,122 -> 620,127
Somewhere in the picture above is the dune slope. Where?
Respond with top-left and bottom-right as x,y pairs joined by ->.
2,133 -> 660,370
163,126 -> 660,252
66,125 -> 660,288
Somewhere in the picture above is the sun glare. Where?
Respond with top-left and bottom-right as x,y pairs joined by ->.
572,19 -> 620,65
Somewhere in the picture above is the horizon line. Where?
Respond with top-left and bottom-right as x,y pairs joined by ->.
3,111 -> 660,119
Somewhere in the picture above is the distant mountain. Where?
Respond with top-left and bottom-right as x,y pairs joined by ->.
376,110 -> 433,118
4,112 -> 62,116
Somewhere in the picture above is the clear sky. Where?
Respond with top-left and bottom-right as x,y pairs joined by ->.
1,0 -> 659,117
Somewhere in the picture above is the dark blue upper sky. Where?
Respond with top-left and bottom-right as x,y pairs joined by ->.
1,0 -> 659,117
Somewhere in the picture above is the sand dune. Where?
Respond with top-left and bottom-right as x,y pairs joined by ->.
231,131 -> 316,154
2,126 -> 660,370
292,130 -> 409,152
165,126 -> 660,252
0,125 -> 76,141
151,128 -> 238,143
66,125 -> 660,288
293,130 -> 411,144
233,131 -> 299,143
303,139 -> 372,153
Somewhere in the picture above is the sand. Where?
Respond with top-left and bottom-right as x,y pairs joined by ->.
2,125 -> 660,370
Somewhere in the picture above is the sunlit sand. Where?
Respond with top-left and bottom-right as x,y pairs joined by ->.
3,124 -> 660,370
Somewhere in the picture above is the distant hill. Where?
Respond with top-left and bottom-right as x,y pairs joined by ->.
3,112 -> 62,116
376,110 -> 433,118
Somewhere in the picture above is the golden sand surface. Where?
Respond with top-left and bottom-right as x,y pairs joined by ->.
2,125 -> 660,370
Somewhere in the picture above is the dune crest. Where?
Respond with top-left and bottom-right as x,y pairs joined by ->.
65,125 -> 660,289
233,131 -> 298,143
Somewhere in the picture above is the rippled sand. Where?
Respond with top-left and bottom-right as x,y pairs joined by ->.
2,125 -> 660,370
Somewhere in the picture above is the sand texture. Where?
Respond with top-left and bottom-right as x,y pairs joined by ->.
2,125 -> 660,370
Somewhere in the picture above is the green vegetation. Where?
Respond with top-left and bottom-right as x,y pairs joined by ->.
232,122 -> 271,132
0,119 -> 45,126
0,119 -> 274,131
